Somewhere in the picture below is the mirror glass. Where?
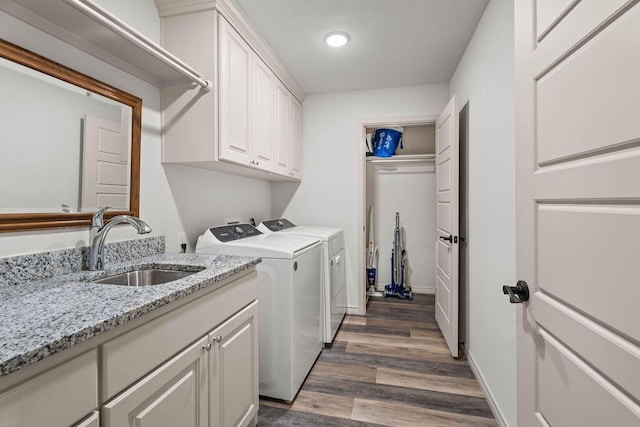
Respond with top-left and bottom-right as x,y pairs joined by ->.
0,38 -> 141,232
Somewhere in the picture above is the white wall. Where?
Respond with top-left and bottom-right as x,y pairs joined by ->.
448,0 -> 516,425
272,84 -> 449,309
0,1 -> 271,257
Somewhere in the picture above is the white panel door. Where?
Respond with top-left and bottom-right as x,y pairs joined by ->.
251,56 -> 274,172
273,79 -> 290,176
288,97 -> 302,179
515,1 -> 640,425
435,96 -> 459,358
81,115 -> 129,211
218,16 -> 251,166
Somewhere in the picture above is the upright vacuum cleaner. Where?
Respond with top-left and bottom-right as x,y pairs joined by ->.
384,212 -> 413,300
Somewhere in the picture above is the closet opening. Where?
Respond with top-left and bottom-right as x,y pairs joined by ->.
356,116 -> 439,314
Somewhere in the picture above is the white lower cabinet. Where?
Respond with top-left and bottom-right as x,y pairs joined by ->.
102,336 -> 209,427
0,270 -> 258,427
209,302 -> 258,427
103,300 -> 258,427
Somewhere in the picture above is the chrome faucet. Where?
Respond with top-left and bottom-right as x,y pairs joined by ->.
88,206 -> 152,270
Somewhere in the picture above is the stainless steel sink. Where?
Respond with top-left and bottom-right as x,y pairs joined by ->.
93,269 -> 198,286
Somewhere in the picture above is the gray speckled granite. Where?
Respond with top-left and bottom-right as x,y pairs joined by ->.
0,252 -> 260,377
0,236 -> 165,287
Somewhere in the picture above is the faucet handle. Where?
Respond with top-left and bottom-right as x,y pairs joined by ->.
92,206 -> 112,228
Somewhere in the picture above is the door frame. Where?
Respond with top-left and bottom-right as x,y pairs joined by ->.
355,115 -> 439,315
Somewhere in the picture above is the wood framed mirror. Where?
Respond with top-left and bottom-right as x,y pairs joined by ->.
0,37 -> 141,232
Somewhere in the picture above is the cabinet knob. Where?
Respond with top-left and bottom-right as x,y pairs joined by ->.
203,343 -> 212,351
212,335 -> 222,343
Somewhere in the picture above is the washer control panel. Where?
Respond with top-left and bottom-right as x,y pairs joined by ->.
209,224 -> 262,242
262,218 -> 296,231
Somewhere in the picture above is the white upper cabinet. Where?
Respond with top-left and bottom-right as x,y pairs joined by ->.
156,0 -> 305,181
218,16 -> 252,166
289,97 -> 302,179
273,80 -> 291,176
251,56 -> 275,172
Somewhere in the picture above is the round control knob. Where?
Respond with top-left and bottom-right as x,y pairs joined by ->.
235,226 -> 243,234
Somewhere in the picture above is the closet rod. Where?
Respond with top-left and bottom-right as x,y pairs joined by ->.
64,0 -> 212,91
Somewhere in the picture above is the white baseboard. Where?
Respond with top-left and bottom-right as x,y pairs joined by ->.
411,286 -> 434,295
346,306 -> 365,315
466,346 -> 508,427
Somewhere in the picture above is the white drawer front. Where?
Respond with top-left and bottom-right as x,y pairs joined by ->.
0,350 -> 97,427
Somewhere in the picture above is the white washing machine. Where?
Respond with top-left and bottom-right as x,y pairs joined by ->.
196,223 -> 322,402
258,218 -> 346,344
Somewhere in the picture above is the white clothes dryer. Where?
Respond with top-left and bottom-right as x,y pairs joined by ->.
258,218 -> 346,344
196,223 -> 322,402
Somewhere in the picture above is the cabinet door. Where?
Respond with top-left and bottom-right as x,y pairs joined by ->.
273,80 -> 290,175
209,301 -> 258,427
74,411 -> 99,427
102,337 -> 208,427
218,16 -> 251,166
288,97 -> 302,179
251,56 -> 274,172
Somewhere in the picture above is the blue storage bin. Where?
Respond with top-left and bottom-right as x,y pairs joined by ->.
373,128 -> 403,157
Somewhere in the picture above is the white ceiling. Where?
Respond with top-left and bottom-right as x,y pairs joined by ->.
236,0 -> 489,94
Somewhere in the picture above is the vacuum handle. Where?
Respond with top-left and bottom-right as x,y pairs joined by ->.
439,234 -> 453,243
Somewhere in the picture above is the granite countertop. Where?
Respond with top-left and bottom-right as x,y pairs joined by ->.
0,253 -> 260,377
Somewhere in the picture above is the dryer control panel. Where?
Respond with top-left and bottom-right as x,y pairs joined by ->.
209,224 -> 262,242
262,218 -> 296,232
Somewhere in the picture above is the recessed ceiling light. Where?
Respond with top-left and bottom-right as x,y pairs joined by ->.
323,31 -> 350,47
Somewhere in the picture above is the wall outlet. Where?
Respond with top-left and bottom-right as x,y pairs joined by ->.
224,217 -> 242,225
177,232 -> 187,252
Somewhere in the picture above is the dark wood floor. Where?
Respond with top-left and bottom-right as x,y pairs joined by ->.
258,294 -> 496,426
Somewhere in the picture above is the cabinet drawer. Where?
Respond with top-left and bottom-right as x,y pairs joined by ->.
0,350 -> 97,427
101,271 -> 257,400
